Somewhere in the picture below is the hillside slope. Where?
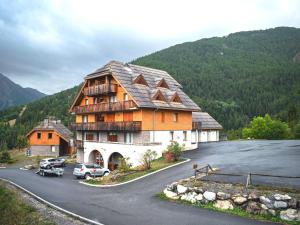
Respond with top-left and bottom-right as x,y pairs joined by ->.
0,73 -> 46,110
132,27 -> 300,129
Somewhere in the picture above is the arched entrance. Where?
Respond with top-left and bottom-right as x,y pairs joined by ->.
88,150 -> 104,167
108,152 -> 124,171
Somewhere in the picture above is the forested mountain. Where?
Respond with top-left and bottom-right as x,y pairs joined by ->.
0,27 -> 300,149
0,85 -> 80,149
0,73 -> 46,110
132,27 -> 300,130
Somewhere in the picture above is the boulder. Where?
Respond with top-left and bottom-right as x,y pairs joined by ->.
288,198 -> 299,209
164,189 -> 179,200
203,191 -> 216,201
190,187 -> 204,194
86,175 -> 93,180
268,209 -> 276,216
181,192 -> 197,203
260,204 -> 268,210
177,184 -> 188,194
233,196 -> 247,205
259,196 -> 273,208
273,193 -> 291,201
24,164 -> 34,170
217,192 -> 231,200
274,201 -> 288,209
280,209 -> 298,221
214,200 -> 234,210
167,182 -> 178,192
246,201 -> 261,214
248,193 -> 259,201
195,193 -> 203,201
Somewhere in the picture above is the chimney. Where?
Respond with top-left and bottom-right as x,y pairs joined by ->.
43,119 -> 49,126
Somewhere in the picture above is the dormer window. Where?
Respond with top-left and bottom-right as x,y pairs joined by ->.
133,74 -> 149,86
152,90 -> 166,102
156,78 -> 169,89
170,92 -> 182,103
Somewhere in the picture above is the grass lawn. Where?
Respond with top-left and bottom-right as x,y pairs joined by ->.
157,192 -> 300,225
0,149 -> 40,168
85,157 -> 185,185
0,181 -> 55,225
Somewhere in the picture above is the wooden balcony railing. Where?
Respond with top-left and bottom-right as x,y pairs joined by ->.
71,121 -> 142,132
76,140 -> 84,148
73,100 -> 137,114
192,122 -> 202,130
83,84 -> 117,96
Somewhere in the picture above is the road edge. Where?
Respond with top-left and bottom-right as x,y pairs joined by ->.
0,177 -> 104,225
80,158 -> 191,188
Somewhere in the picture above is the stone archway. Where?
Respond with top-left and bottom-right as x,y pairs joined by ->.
88,150 -> 104,167
108,152 -> 124,171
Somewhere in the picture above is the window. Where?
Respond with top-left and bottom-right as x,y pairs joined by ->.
124,133 -> 133,144
108,132 -> 118,142
173,113 -> 178,122
183,131 -> 187,141
85,133 -> 95,141
93,97 -> 98,104
161,112 -> 165,123
48,133 -> 52,139
37,132 -> 41,139
170,131 -> 174,141
51,146 -> 56,152
85,99 -> 89,105
123,93 -> 128,101
96,114 -> 104,122
83,115 -> 88,123
109,95 -> 116,103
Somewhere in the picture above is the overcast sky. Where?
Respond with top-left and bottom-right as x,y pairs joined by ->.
0,0 -> 299,94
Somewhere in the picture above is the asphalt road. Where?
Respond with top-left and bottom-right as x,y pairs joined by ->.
1,140 -> 300,225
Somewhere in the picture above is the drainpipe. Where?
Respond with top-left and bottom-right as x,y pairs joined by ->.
152,107 -> 159,142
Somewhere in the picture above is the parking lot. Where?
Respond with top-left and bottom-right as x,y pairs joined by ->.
1,140 -> 299,225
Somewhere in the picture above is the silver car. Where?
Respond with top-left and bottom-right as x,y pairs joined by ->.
40,158 -> 66,169
73,163 -> 110,179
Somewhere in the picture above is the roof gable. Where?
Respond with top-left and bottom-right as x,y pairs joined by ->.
152,90 -> 167,102
170,92 -> 182,103
133,74 -> 149,86
156,78 -> 170,89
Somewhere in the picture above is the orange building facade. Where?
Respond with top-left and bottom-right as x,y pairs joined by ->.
70,61 -> 202,169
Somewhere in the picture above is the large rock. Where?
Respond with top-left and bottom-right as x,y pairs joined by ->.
166,182 -> 178,192
217,192 -> 231,200
203,191 -> 216,201
273,193 -> 291,201
248,193 -> 259,201
246,201 -> 261,214
259,196 -> 273,209
190,187 -> 204,194
24,164 -> 34,170
214,200 -> 234,210
177,184 -> 188,194
195,193 -> 203,201
164,189 -> 179,200
181,192 -> 197,203
268,209 -> 276,216
280,209 -> 298,221
233,196 -> 247,205
274,201 -> 288,209
288,198 -> 299,209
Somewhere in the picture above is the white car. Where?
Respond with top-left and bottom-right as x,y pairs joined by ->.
73,163 -> 110,179
40,158 -> 66,169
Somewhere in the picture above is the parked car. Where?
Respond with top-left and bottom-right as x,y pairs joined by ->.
73,163 -> 110,179
40,158 -> 66,169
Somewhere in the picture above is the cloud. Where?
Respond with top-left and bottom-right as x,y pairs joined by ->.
0,0 -> 299,94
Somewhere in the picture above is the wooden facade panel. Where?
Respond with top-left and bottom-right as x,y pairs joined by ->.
28,130 -> 60,146
141,109 -> 192,131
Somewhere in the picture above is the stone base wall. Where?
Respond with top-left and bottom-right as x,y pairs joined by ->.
29,145 -> 59,157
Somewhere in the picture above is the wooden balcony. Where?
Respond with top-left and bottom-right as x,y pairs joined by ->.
192,122 -> 202,130
83,84 -> 117,96
73,100 -> 137,114
71,121 -> 142,132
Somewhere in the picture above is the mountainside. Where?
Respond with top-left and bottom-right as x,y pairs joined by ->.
132,27 -> 300,130
0,27 -> 300,149
0,73 -> 46,110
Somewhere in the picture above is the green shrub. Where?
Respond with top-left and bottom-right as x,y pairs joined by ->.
119,157 -> 132,172
166,142 -> 184,161
140,149 -> 157,170
0,151 -> 11,163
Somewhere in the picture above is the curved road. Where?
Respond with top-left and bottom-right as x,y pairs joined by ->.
1,140 -> 300,225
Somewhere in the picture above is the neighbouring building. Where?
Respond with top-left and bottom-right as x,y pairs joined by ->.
192,112 -> 223,142
27,118 -> 74,157
69,61 -> 220,170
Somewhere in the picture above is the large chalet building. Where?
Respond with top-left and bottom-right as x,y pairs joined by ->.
70,61 -> 221,170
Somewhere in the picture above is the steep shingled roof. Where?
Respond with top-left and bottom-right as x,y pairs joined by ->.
85,61 -> 201,111
27,119 -> 73,142
192,112 -> 223,130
